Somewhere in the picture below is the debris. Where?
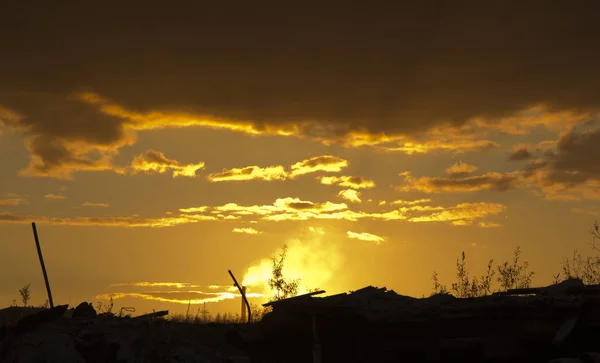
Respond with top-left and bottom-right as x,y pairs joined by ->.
15,304 -> 68,333
4,279 -> 600,362
262,290 -> 326,308
1,304 -> 252,363
255,281 -> 600,362
119,307 -> 135,318
72,302 -> 96,319
132,310 -> 168,320
493,278 -> 587,297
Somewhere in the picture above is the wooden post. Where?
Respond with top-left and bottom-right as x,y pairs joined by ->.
241,286 -> 247,321
31,222 -> 54,308
228,270 -> 252,323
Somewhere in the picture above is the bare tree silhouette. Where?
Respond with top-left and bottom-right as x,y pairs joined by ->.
268,244 -> 300,302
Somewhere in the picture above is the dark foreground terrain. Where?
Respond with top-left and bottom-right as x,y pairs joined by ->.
2,279 -> 600,362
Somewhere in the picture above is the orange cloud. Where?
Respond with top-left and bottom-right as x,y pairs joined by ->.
493,128 -> 600,201
0,105 -> 22,134
206,155 -> 353,183
129,149 -> 205,177
209,197 -> 500,226
44,193 -> 67,200
535,180 -> 600,201
319,175 -> 375,189
390,199 -> 432,206
213,197 -> 349,218
0,195 -> 505,228
82,202 -> 109,207
365,107 -> 594,156
96,290 -> 264,305
338,189 -> 362,203
0,196 -> 26,206
399,171 -> 519,193
4,93 -> 514,180
334,129 -> 500,154
0,212 -> 218,227
397,205 -> 445,213
110,282 -> 202,288
376,137 -> 499,154
77,92 -> 497,157
179,206 -> 209,213
394,130 -> 600,201
346,231 -> 385,245
207,165 -> 287,182
18,134 -> 129,180
478,222 -> 503,228
445,161 -> 478,177
471,105 -> 595,135
408,202 -> 505,225
289,155 -> 348,177
8,87 -> 598,181
75,92 -> 293,137
232,227 -> 262,235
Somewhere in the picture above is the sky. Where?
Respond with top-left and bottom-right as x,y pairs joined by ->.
1,2 -> 599,316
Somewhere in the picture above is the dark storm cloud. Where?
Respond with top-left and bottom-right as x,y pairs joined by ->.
400,127 -> 600,199
508,148 -> 533,162
542,128 -> 600,185
2,2 -> 599,127
1,2 -> 600,175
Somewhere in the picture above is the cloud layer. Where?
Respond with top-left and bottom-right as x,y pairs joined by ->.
396,127 -> 600,200
0,194 -> 505,229
2,3 -> 599,176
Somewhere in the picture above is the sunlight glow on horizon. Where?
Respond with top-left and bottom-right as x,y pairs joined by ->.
241,227 -> 344,299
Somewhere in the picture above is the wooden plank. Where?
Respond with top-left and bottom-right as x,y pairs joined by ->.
263,290 -> 326,307
133,310 -> 169,320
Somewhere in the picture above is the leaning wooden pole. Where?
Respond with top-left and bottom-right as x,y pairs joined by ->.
228,270 -> 251,323
31,222 -> 54,308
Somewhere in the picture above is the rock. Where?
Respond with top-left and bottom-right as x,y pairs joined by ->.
73,302 -> 97,319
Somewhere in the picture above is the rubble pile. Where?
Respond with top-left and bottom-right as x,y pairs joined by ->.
256,279 -> 600,363
3,279 -> 600,362
0,303 -> 254,363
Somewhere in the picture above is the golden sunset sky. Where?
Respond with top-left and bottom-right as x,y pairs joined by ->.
1,2 -> 599,316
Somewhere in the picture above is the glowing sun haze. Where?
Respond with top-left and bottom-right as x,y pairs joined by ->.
1,2 -> 599,315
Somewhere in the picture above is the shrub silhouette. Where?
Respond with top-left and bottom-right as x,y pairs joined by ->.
18,283 -> 31,307
433,246 -> 533,297
433,221 -> 600,297
496,246 -> 534,290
